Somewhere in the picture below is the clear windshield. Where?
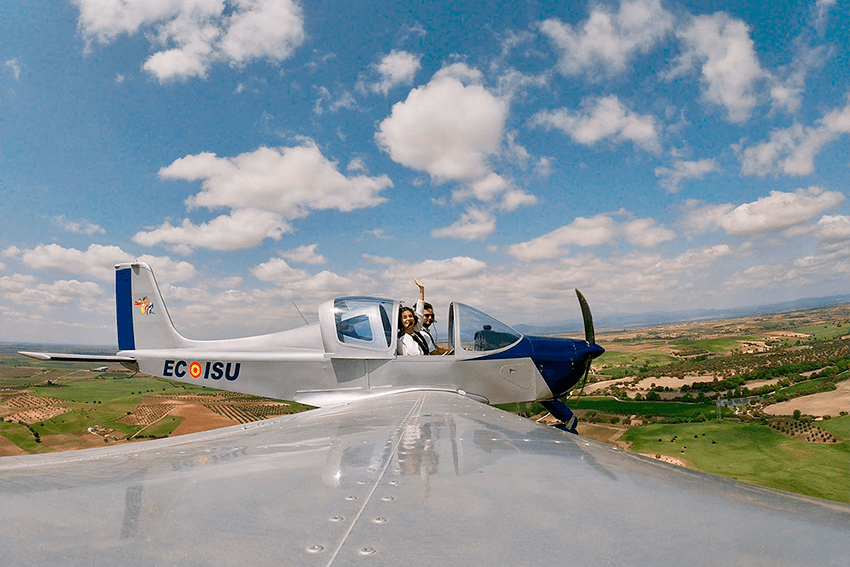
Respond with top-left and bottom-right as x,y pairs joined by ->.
454,303 -> 522,352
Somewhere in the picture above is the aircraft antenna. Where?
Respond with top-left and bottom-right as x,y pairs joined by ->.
292,301 -> 309,325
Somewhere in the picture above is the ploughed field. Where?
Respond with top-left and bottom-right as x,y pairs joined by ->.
0,351 -> 311,455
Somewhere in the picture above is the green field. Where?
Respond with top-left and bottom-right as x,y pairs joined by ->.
138,415 -> 185,438
568,396 -> 726,419
624,417 -> 850,503
595,350 -> 679,378
792,323 -> 848,341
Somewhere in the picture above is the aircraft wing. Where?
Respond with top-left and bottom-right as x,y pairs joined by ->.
2,391 -> 848,566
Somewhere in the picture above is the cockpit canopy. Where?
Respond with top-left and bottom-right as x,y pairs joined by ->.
319,296 -> 523,358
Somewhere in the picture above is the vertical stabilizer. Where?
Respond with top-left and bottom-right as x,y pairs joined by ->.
115,262 -> 188,350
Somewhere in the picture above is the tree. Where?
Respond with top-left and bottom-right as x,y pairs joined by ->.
793,409 -> 801,420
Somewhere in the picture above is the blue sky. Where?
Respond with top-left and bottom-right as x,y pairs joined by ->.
1,0 -> 848,345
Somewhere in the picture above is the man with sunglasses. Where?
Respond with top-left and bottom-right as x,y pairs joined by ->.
411,278 -> 450,355
421,301 -> 450,355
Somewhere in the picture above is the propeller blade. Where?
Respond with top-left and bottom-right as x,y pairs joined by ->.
575,288 -> 595,345
573,289 -> 600,398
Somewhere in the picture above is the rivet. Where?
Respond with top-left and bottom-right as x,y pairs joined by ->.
357,480 -> 367,485
329,516 -> 344,522
381,496 -> 394,502
306,545 -> 325,553
388,480 -> 399,486
345,495 -> 358,501
359,547 -> 376,556
372,517 -> 387,524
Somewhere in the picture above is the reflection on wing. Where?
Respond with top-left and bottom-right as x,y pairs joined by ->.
2,391 -> 849,566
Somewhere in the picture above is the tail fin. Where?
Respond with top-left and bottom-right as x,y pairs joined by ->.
115,262 -> 189,351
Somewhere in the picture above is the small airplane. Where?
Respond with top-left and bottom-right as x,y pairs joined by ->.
20,262 -> 602,429
3,262 -> 849,565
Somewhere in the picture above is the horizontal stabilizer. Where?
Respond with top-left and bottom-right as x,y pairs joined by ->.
18,351 -> 136,363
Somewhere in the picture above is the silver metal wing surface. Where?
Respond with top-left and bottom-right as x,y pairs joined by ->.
2,391 -> 849,566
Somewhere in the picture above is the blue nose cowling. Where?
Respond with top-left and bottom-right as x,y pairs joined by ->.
525,336 -> 605,398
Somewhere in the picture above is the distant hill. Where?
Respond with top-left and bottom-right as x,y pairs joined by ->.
513,294 -> 850,336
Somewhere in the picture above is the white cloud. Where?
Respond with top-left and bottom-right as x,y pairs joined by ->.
376,63 -> 508,182
385,257 -> 488,281
814,0 -> 837,35
685,187 -> 846,236
506,215 -> 618,261
623,218 -> 676,247
672,12 -> 767,123
133,209 -> 291,251
532,95 -> 660,152
252,257 -> 308,283
72,0 -> 306,82
18,243 -> 196,282
5,58 -> 22,81
654,159 -> 718,192
451,173 -> 537,212
0,275 -> 104,310
52,215 -> 106,235
539,0 -> 673,76
430,208 -> 497,241
162,143 -> 391,218
740,97 -> 850,176
279,244 -> 327,265
657,244 -> 734,273
815,215 -> 850,246
768,45 -> 829,115
141,142 -> 392,251
370,50 -> 421,95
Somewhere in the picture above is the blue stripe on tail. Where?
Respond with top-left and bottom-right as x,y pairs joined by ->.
116,268 -> 135,350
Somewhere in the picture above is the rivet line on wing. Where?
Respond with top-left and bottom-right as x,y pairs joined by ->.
323,393 -> 426,566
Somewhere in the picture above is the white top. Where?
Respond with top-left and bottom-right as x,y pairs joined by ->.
397,332 -> 426,355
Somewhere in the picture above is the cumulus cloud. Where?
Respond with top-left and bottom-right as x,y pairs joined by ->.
252,257 -> 308,283
376,63 -> 508,182
279,244 -> 327,264
506,214 -> 673,261
671,12 -> 768,123
539,0 -> 673,76
739,97 -> 850,176
377,63 -> 535,237
430,208 -> 497,241
384,256 -> 488,281
52,215 -> 106,235
18,243 -> 196,281
1,274 -> 105,311
450,173 -> 538,212
685,187 -> 846,236
72,0 -> 306,82
138,142 -> 393,251
532,95 -> 660,152
165,143 -> 391,216
622,218 -> 676,247
133,209 -> 290,251
654,159 -> 718,192
768,45 -> 830,115
369,50 -> 421,95
815,215 -> 850,246
656,244 -> 734,273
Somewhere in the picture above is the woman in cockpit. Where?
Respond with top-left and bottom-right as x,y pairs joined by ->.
397,306 -> 429,355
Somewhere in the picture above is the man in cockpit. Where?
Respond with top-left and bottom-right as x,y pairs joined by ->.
421,302 -> 450,355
